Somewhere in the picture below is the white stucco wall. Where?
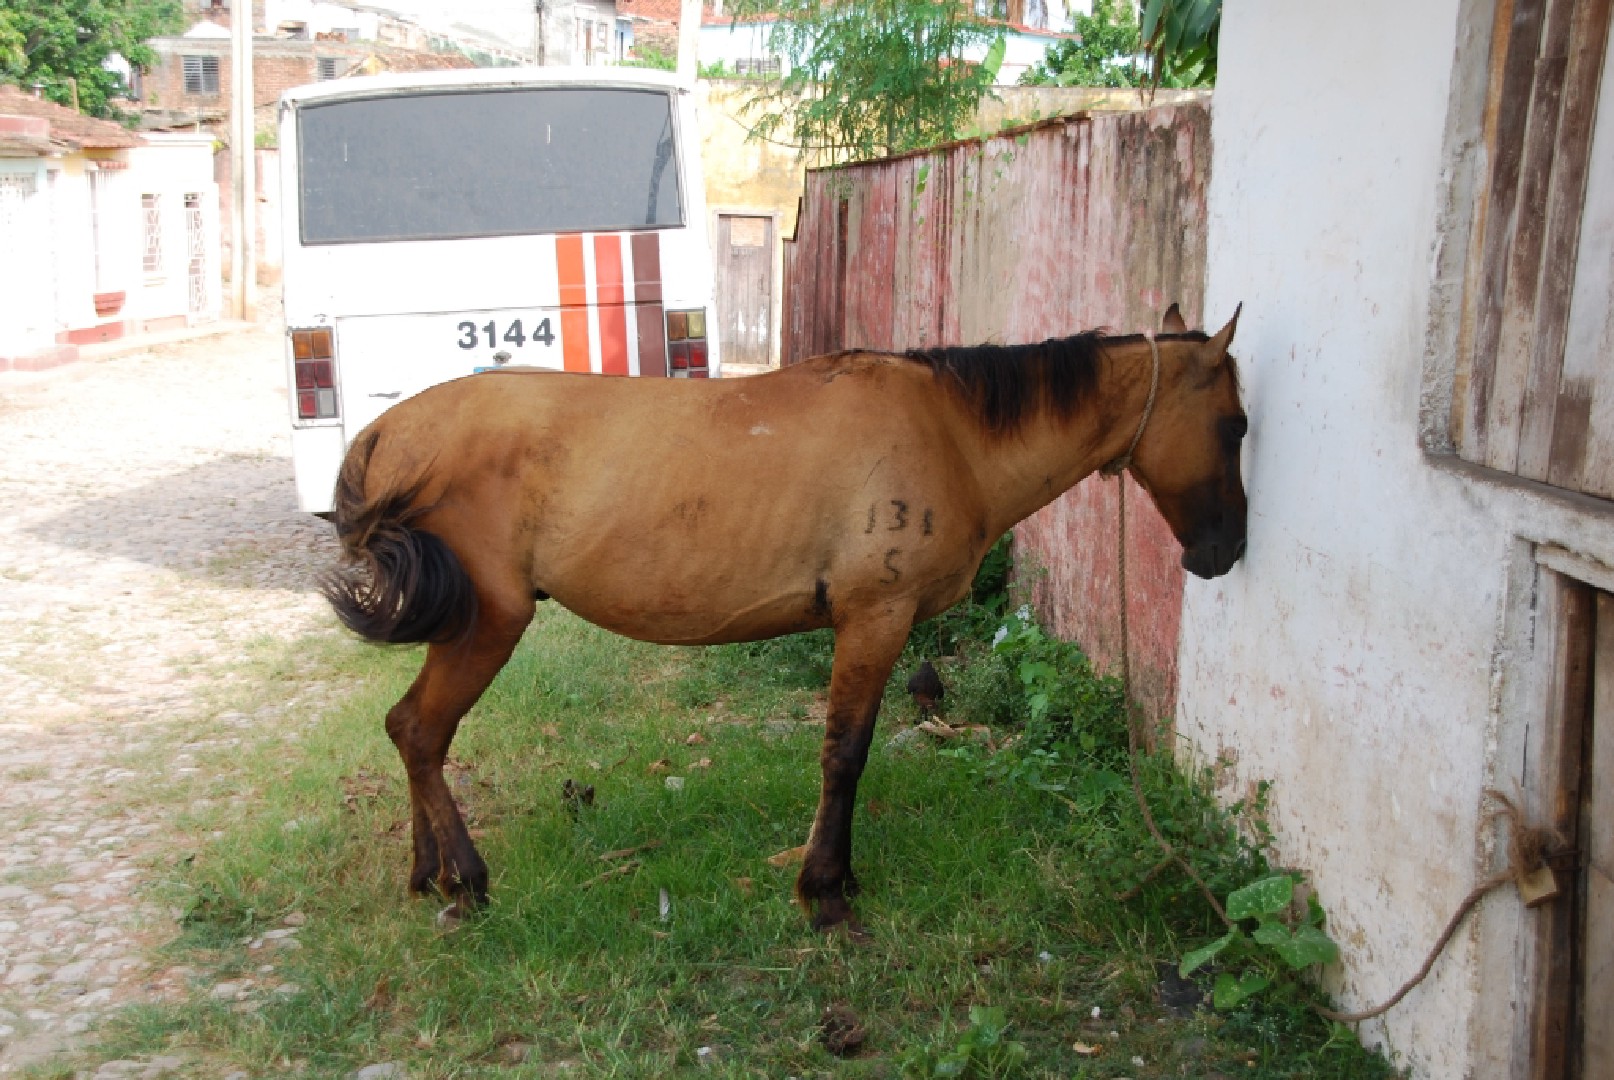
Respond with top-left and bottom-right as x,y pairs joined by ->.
1180,2 -> 1614,1077
0,159 -> 53,358
126,135 -> 222,326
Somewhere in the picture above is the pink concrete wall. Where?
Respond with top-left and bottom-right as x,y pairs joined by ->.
782,104 -> 1211,722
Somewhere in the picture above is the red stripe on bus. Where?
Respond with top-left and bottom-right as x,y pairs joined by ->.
631,233 -> 662,304
632,233 -> 666,376
556,234 -> 591,372
594,235 -> 626,304
636,303 -> 666,377
557,235 -> 587,307
594,235 -> 629,375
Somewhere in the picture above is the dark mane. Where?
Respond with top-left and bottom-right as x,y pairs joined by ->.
902,330 -> 1219,434
901,332 -> 1102,435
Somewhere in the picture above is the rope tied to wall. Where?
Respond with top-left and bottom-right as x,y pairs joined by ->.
1314,790 -> 1569,1024
1105,364 -> 1572,1023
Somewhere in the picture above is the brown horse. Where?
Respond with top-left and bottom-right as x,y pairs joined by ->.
323,304 -> 1247,929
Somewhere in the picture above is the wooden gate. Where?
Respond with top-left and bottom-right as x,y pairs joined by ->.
715,213 -> 773,367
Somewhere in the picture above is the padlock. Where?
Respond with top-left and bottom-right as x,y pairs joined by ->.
1518,865 -> 1560,908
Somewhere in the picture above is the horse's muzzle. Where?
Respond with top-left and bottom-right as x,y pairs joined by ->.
1181,534 -> 1246,579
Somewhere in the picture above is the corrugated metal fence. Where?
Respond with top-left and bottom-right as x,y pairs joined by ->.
782,103 -> 1212,722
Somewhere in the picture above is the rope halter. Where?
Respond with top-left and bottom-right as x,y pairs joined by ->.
1100,335 -> 1161,478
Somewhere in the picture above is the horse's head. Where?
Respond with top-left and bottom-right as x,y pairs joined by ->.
1128,305 -> 1248,579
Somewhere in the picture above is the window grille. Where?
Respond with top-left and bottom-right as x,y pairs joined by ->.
733,57 -> 781,77
182,55 -> 220,94
316,56 -> 341,80
185,193 -> 208,314
142,194 -> 163,275
89,168 -> 114,290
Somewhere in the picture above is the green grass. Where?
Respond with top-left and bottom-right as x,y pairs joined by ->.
86,605 -> 1396,1079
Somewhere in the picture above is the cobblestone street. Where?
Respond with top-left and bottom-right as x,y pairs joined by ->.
0,316 -> 341,1074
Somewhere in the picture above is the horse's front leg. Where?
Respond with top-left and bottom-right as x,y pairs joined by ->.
385,599 -> 531,914
797,608 -> 913,932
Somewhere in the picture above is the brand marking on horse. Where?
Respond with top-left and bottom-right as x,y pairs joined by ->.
888,500 -> 908,531
922,509 -> 934,536
881,548 -> 902,584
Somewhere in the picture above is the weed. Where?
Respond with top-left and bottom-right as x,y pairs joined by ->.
899,1005 -> 1027,1077
1179,873 -> 1340,1010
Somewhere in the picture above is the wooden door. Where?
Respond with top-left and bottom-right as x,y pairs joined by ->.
1583,593 -> 1612,1077
716,214 -> 773,367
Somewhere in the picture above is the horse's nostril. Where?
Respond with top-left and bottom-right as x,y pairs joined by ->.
1233,537 -> 1248,562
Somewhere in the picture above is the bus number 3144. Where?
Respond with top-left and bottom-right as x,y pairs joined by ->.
457,318 -> 557,350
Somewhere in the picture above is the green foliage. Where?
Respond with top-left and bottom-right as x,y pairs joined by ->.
900,1005 -> 1028,1078
1019,0 -> 1145,88
1179,873 -> 1341,1010
1140,0 -> 1219,86
729,0 -> 1006,161
937,601 -> 1342,1019
622,44 -> 676,71
1021,0 -> 1215,89
0,0 -> 184,120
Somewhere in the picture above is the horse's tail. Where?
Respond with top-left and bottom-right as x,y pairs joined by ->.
321,430 -> 479,645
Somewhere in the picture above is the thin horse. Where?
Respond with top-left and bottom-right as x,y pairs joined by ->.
324,305 -> 1248,930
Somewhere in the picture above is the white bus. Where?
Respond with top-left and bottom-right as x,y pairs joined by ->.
278,67 -> 719,513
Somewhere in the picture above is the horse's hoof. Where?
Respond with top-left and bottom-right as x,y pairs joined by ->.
814,915 -> 871,943
435,891 -> 484,929
809,896 -> 868,941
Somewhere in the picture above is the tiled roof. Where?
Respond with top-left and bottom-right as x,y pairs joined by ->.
0,84 -> 144,150
348,47 -> 479,74
618,0 -> 683,24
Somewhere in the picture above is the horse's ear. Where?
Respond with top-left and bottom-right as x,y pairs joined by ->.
1198,304 -> 1242,367
1162,303 -> 1189,335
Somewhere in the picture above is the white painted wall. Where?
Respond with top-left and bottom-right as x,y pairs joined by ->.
0,160 -> 53,358
1180,2 -> 1614,1076
126,134 -> 222,326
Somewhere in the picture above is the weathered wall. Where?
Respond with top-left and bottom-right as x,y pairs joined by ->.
782,104 -> 1212,719
1187,1 -> 1614,1075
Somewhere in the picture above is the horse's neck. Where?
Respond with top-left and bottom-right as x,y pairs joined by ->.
967,343 -> 1161,533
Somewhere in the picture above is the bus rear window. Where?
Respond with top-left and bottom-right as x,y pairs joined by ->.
297,87 -> 684,244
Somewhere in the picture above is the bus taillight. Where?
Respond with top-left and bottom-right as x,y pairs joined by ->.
665,308 -> 709,379
290,328 -> 339,419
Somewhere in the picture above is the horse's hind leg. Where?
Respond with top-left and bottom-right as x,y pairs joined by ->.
385,593 -> 532,911
797,607 -> 913,932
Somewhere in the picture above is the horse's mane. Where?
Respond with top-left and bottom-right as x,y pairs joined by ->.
901,331 -> 1213,436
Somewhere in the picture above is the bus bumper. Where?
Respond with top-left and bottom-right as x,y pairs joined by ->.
292,426 -> 346,514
